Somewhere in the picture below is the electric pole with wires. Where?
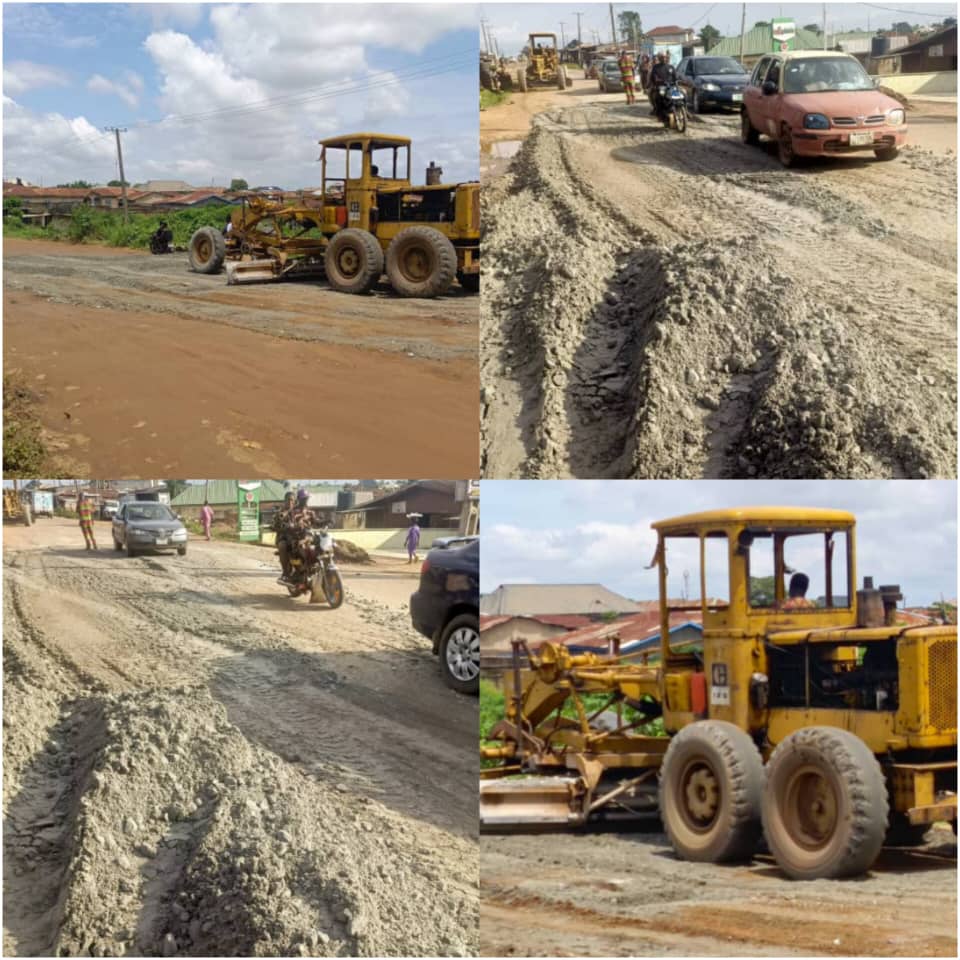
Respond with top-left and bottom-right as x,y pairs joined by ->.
104,126 -> 129,224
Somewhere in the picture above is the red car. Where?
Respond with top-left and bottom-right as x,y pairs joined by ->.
741,51 -> 907,166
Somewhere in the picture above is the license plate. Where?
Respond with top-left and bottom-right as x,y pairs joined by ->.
731,93 -> 743,101
155,537 -> 168,545
850,132 -> 873,146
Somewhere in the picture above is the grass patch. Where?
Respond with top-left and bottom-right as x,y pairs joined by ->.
3,374 -> 48,477
3,202 -> 238,252
480,88 -> 510,110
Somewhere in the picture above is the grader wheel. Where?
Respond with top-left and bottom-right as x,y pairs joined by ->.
188,227 -> 226,274
761,726 -> 888,879
659,720 -> 764,863
324,228 -> 383,295
386,227 -> 457,298
517,68 -> 528,93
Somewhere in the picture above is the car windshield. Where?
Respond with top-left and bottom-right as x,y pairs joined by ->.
602,62 -> 619,73
783,56 -> 874,93
125,504 -> 175,521
695,57 -> 745,76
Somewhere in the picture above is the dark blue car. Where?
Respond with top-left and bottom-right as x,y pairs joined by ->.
676,55 -> 749,113
410,537 -> 479,694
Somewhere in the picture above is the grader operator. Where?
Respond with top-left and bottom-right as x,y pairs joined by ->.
188,133 -> 479,298
481,507 -> 957,880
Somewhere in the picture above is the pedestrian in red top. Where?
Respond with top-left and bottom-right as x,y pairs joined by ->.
77,491 -> 97,550
618,49 -> 637,104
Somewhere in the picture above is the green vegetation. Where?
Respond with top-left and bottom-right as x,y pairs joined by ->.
480,88 -> 509,110
3,375 -> 47,477
3,204 -> 238,251
229,178 -> 249,192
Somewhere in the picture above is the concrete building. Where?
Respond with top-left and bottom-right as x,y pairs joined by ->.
871,24 -> 957,74
480,583 -> 641,616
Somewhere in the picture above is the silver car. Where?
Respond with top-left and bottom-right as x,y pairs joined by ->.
112,502 -> 188,557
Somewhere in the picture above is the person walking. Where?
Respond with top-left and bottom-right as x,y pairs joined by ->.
404,516 -> 421,564
77,491 -> 97,551
200,500 -> 214,541
618,49 -> 637,105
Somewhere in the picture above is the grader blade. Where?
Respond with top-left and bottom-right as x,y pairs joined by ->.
226,259 -> 279,285
480,777 -> 586,829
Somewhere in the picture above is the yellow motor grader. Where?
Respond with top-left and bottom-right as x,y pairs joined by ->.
516,33 -> 571,92
188,133 -> 479,298
481,507 -> 957,880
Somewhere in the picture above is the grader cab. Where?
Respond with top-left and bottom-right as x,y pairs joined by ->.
188,133 -> 479,298
480,507 -> 957,879
516,33 -> 570,92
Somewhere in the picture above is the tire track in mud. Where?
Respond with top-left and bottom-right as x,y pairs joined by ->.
481,104 -> 957,478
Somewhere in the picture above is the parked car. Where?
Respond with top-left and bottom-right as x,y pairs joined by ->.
676,55 -> 749,113
741,51 -> 906,166
410,537 -> 479,695
112,501 -> 188,557
598,60 -> 623,92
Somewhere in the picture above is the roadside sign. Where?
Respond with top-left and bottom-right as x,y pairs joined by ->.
772,18 -> 796,51
237,481 -> 262,542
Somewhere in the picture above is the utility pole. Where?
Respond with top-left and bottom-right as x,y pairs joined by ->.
739,3 -> 747,65
104,126 -> 128,224
609,2 -> 618,45
822,3 -> 828,49
575,11 -> 584,64
560,21 -> 567,51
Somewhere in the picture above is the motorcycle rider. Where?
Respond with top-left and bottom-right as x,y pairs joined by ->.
648,51 -> 678,118
273,491 -> 297,582
284,488 -> 320,579
151,220 -> 173,253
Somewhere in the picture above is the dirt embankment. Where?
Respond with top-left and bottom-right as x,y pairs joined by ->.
4,519 -> 478,957
3,241 -> 478,477
481,827 -> 957,957
481,104 -> 957,479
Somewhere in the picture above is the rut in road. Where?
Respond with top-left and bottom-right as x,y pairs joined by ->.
481,105 -> 957,479
3,538 -> 478,957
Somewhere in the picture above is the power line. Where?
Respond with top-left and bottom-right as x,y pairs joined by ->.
859,2 -> 956,17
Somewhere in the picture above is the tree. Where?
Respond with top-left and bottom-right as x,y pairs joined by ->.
618,10 -> 642,44
803,23 -> 822,35
164,480 -> 189,500
700,24 -> 721,50
754,21 -> 770,29
944,16 -> 957,27
892,21 -> 913,34
107,178 -> 129,187
229,178 -> 249,192
56,180 -> 93,189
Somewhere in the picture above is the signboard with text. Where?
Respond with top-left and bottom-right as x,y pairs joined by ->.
237,482 -> 262,542
771,18 -> 797,51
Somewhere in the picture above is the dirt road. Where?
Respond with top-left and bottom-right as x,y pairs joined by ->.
3,239 -> 478,476
3,518 -> 478,957
480,85 -> 957,479
481,826 -> 957,957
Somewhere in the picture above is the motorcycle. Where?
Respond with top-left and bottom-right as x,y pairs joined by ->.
280,527 -> 344,608
656,82 -> 688,133
149,228 -> 173,255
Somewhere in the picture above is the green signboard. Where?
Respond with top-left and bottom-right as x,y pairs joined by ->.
771,18 -> 797,52
237,481 -> 262,542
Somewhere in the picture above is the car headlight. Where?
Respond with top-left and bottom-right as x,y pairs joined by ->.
129,527 -> 150,536
887,108 -> 905,126
172,530 -> 187,540
803,113 -> 830,130
701,82 -> 719,91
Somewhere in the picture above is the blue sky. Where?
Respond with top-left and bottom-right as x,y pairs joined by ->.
480,480 -> 958,607
480,2 -> 958,54
3,3 -> 479,187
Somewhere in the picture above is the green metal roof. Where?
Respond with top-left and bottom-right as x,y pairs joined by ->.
170,480 -> 291,506
710,25 -> 829,58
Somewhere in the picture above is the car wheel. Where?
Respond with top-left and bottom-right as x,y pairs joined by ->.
692,90 -> 701,114
125,541 -> 136,557
741,109 -> 760,146
874,145 -> 899,162
177,546 -> 187,556
777,123 -> 798,167
439,613 -> 479,695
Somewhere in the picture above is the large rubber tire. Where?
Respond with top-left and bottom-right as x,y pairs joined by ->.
386,227 -> 457,298
875,145 -> 899,162
762,726 -> 888,880
324,229 -> 383,295
778,123 -> 798,168
741,109 -> 759,146
188,227 -> 226,274
517,69 -> 528,93
659,720 -> 765,863
458,271 -> 479,293
557,67 -> 566,91
439,613 -> 479,695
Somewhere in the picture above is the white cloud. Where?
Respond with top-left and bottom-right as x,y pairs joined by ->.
87,73 -> 140,108
3,61 -> 70,95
